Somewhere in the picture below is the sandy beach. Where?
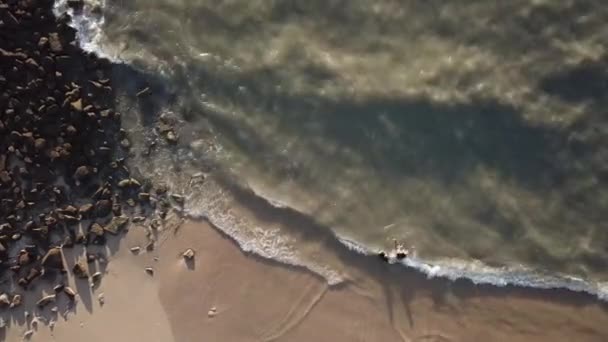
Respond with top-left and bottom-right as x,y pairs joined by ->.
7,219 -> 607,341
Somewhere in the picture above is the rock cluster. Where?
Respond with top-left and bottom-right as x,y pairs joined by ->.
0,0 -> 172,299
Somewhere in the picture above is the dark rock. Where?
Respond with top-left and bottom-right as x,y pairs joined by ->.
72,260 -> 88,279
79,203 -> 94,217
95,199 -> 112,217
73,165 -> 91,182
36,294 -> 56,308
138,192 -> 150,202
75,231 -> 86,244
0,170 -> 11,184
41,247 -> 64,270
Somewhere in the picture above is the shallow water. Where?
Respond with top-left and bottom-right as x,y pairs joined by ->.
56,0 -> 608,297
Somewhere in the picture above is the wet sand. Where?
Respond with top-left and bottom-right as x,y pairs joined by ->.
6,219 -> 608,341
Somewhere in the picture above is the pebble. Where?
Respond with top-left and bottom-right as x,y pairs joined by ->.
0,293 -> 10,307
10,294 -> 22,308
145,267 -> 154,276
37,294 -> 56,308
130,246 -> 141,254
98,293 -> 105,305
183,248 -> 195,260
208,306 -> 217,318
64,287 -> 77,300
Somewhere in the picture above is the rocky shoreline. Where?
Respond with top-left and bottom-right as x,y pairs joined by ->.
0,0 -> 180,332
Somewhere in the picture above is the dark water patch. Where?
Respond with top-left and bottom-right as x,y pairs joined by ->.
539,57 -> 608,103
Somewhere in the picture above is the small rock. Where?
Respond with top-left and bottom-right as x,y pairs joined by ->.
23,330 -> 34,339
166,130 -> 178,144
0,293 -> 10,307
72,260 -> 88,279
73,165 -> 91,182
98,293 -> 105,305
138,192 -> 151,202
41,247 -> 65,270
95,199 -> 112,217
10,294 -> 22,308
208,306 -> 217,317
136,87 -> 151,97
132,216 -> 146,223
79,203 -> 94,217
130,246 -> 140,254
145,267 -> 154,276
53,284 -> 65,293
183,248 -> 195,260
37,294 -> 56,308
91,271 -> 102,283
49,32 -> 63,52
70,98 -> 83,112
64,287 -> 76,300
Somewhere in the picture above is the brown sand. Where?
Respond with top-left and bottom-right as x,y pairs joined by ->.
5,220 -> 608,341
158,221 -> 608,342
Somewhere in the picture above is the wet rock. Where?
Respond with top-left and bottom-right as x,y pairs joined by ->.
41,247 -> 64,270
72,260 -> 88,279
103,216 -> 129,235
36,294 -> 56,308
183,248 -> 195,260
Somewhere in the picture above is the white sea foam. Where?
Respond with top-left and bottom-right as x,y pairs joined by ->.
181,180 -> 345,286
335,233 -> 608,301
53,0 -> 122,62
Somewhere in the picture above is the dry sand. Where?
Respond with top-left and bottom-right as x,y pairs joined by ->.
4,219 -> 608,342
